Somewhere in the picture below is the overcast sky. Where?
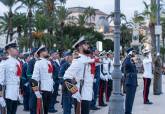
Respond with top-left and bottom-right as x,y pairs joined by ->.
0,0 -> 150,20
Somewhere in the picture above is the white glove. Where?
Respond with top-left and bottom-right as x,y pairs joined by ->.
35,91 -> 42,98
93,79 -> 97,83
72,92 -> 81,102
105,75 -> 109,81
0,97 -> 6,107
100,74 -> 106,81
18,95 -> 23,104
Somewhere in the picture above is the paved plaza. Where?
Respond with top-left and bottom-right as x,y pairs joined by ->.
16,75 -> 165,114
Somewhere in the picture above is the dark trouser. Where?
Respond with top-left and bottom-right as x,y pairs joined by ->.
90,78 -> 100,107
23,85 -> 30,110
125,85 -> 137,114
29,88 -> 37,114
62,92 -> 72,114
99,79 -> 106,105
106,79 -> 113,102
74,100 -> 90,114
42,91 -> 52,114
143,78 -> 151,103
49,79 -> 59,110
5,99 -> 18,114
121,76 -> 126,93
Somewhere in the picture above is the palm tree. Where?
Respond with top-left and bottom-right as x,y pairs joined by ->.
77,14 -> 87,27
55,6 -> 70,50
0,0 -> 17,43
142,0 -> 157,51
120,24 -> 132,56
17,0 -> 41,48
161,17 -> 165,61
133,15 -> 145,25
0,13 -> 10,43
12,13 -> 28,39
84,7 -> 96,26
107,12 -> 127,24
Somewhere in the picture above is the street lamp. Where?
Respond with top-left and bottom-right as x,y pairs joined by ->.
108,0 -> 124,114
153,0 -> 162,95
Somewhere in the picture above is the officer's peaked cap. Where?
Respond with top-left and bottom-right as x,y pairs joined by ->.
5,42 -> 18,51
63,50 -> 72,57
31,48 -> 38,55
72,36 -> 87,49
126,48 -> 135,54
36,45 -> 47,55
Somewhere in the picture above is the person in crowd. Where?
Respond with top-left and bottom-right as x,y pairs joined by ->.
31,45 -> 54,114
90,48 -> 101,110
27,48 -> 38,114
63,36 -> 100,114
60,51 -> 73,114
49,50 -> 61,113
0,42 -> 22,114
99,51 -> 108,107
122,48 -> 138,114
142,49 -> 153,104
21,53 -> 31,111
106,50 -> 113,102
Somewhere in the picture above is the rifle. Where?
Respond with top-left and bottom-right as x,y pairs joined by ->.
75,65 -> 86,114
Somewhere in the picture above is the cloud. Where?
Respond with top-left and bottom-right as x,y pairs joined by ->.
0,3 -> 8,15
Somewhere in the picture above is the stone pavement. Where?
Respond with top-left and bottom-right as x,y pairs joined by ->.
16,75 -> 165,114
94,75 -> 165,114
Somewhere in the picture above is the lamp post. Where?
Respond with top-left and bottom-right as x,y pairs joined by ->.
108,0 -> 124,114
154,0 -> 162,95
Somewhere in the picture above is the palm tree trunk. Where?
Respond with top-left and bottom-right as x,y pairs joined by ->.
28,8 -> 33,48
163,37 -> 165,62
149,23 -> 156,60
6,31 -> 9,44
8,8 -> 13,42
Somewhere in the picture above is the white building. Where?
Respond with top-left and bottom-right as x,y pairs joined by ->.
67,7 -> 109,26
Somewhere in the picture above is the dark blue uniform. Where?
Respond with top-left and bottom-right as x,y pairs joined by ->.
60,61 -> 72,114
123,55 -> 138,114
49,60 -> 60,112
21,62 -> 30,111
90,65 -> 101,108
27,58 -> 37,114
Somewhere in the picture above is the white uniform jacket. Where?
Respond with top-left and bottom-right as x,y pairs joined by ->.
32,58 -> 54,92
143,54 -> 153,79
0,56 -> 21,101
100,58 -> 111,80
64,54 -> 95,101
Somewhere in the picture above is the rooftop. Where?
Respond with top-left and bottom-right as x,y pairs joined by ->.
68,7 -> 108,16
